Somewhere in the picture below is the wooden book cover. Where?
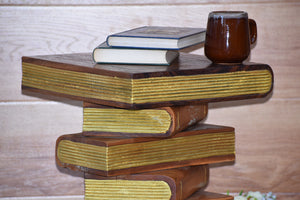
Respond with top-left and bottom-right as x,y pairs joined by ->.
186,191 -> 233,200
56,123 -> 235,176
83,102 -> 208,137
84,165 -> 208,200
22,52 -> 273,109
106,26 -> 206,50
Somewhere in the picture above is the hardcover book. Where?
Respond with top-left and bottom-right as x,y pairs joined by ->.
106,26 -> 206,50
93,42 -> 179,65
56,123 -> 235,176
84,165 -> 209,200
82,102 -> 208,137
22,53 -> 273,109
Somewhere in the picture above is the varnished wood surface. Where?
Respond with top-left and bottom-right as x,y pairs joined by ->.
1,193 -> 300,200
22,53 -> 273,79
56,124 -> 235,176
82,102 -> 208,137
1,0 -> 299,199
1,3 -> 298,101
187,191 -> 233,200
58,123 -> 234,147
64,155 -> 234,177
22,53 -> 273,109
85,165 -> 209,200
2,99 -> 299,198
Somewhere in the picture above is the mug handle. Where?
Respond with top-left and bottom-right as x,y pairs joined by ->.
249,19 -> 257,44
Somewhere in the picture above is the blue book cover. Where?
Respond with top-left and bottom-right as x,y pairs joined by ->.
106,26 -> 206,50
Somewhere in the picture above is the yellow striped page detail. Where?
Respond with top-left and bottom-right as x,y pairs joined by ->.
23,62 -> 272,105
57,140 -> 108,171
57,131 -> 234,171
22,63 -> 132,103
83,108 -> 171,134
108,131 -> 235,170
85,179 -> 171,200
132,70 -> 272,103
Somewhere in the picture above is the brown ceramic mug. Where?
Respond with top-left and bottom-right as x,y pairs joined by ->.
204,11 -> 257,64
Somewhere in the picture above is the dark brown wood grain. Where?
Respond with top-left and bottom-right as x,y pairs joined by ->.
77,155 -> 235,177
186,191 -> 233,200
22,53 -> 272,79
58,123 -> 234,147
1,2 -> 298,198
82,102 -> 208,137
85,165 -> 209,200
55,123 -> 235,176
22,52 -> 274,109
22,85 -> 273,110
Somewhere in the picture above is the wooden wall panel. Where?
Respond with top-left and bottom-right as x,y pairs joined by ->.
206,99 -> 300,193
0,102 -> 83,197
1,99 -> 299,198
0,1 -> 299,199
1,0 -> 298,6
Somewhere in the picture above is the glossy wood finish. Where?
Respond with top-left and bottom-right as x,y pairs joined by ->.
22,53 -> 273,109
82,102 -> 208,137
1,1 -> 299,199
1,3 -> 297,103
84,165 -> 209,200
186,191 -> 233,200
22,52 -> 269,79
205,11 -> 257,63
56,124 -> 235,176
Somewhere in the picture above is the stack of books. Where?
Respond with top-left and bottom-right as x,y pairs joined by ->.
22,26 -> 273,200
92,26 -> 206,65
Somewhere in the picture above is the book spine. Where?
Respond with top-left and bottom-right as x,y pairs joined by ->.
84,165 -> 209,200
168,104 -> 208,136
82,103 -> 208,137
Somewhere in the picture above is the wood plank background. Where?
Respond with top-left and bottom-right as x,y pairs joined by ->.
0,0 -> 299,199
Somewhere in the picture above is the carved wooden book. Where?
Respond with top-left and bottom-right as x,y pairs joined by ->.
22,52 -> 273,109
83,102 -> 208,137
186,191 -> 233,200
84,165 -> 208,200
56,123 -> 235,176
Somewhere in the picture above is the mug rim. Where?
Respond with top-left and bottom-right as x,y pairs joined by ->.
209,11 -> 248,18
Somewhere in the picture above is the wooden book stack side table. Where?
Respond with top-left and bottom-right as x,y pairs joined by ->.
22,52 -> 273,200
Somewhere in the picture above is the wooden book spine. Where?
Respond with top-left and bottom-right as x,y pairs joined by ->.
85,165 -> 209,200
82,102 -> 208,137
